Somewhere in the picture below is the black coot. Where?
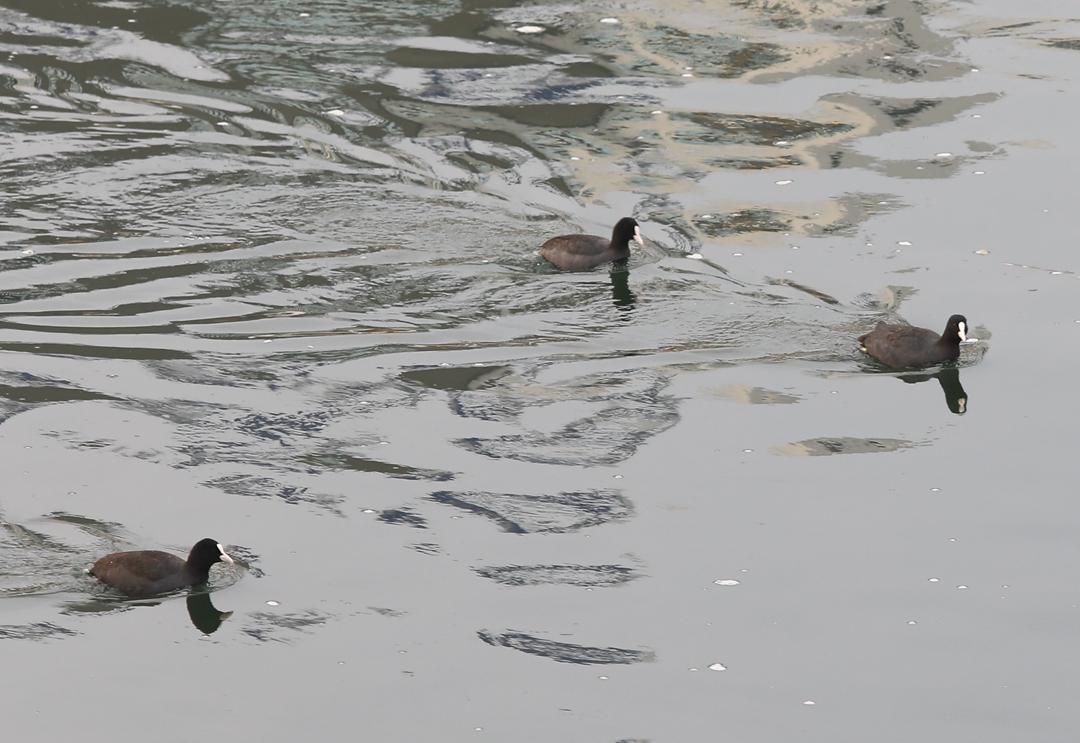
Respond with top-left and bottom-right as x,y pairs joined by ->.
859,314 -> 968,368
89,538 -> 234,597
540,217 -> 643,270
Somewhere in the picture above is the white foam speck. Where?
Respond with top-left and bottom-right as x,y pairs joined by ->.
957,584 -> 969,590
20,248 -> 33,256
515,25 -> 545,34
775,179 -> 793,185
299,12 -> 310,17
897,240 -> 912,246
688,253 -> 703,260
651,110 -> 663,115
570,156 -> 580,161
714,579 -> 740,586
774,140 -> 790,146
974,170 -> 986,175
600,17 -> 620,24
974,249 -> 989,255
803,700 -> 816,706
266,600 -> 280,606
708,663 -> 727,671
929,577 -> 940,582
681,73 -> 694,77
362,508 -> 376,513
216,121 -> 229,126
598,675 -> 609,680
907,620 -> 918,625
935,152 -> 953,158
326,109 -> 344,116
732,252 -> 743,257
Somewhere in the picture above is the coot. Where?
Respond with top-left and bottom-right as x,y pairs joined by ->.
540,217 -> 643,270
859,314 -> 968,369
89,538 -> 234,597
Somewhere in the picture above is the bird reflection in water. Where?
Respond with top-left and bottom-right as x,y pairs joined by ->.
609,266 -> 635,310
186,591 -> 233,635
898,367 -> 968,415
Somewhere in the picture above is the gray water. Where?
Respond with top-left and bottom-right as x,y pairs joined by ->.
1,0 -> 1079,740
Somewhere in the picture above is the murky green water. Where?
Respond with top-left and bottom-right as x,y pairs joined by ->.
2,0 -> 1079,739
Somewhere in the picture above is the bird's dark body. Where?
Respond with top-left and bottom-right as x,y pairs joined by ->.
539,234 -> 628,271
859,320 -> 963,369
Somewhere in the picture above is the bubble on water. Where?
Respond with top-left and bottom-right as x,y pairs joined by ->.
907,620 -> 917,625
930,487 -> 941,492
957,584 -> 969,590
569,156 -> 580,161
935,152 -> 953,158
600,17 -> 620,24
714,579 -> 740,586
973,114 -> 982,118
948,538 -> 957,542
515,25 -> 545,34
708,663 -> 727,671
775,179 -> 793,186
651,110 -> 663,115
803,700 -> 816,706
897,240 -> 912,246
299,12 -> 310,17
929,577 -> 940,582
974,249 -> 989,255
791,245 -> 799,250
598,675 -> 609,680
266,600 -> 280,606
732,252 -> 743,257
974,170 -> 986,175
362,508 -> 377,513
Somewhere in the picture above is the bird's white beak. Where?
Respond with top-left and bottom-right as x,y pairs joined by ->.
957,322 -> 967,342
218,544 -> 235,564
633,225 -> 644,246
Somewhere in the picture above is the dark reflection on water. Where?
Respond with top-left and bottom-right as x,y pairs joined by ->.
609,267 -> 635,310
900,367 -> 969,415
186,591 -> 232,635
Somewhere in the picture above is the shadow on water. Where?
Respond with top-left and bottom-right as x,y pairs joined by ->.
899,366 -> 969,415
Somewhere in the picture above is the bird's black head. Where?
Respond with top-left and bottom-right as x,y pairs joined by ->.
611,217 -> 643,248
187,538 -> 234,572
944,314 -> 968,344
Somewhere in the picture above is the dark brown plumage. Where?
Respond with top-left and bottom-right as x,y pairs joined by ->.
539,217 -> 643,271
89,538 -> 233,597
859,314 -> 968,369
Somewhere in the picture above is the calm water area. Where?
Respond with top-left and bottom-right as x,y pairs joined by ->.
1,1 -> 1079,740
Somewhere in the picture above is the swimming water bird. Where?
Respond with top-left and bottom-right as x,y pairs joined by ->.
858,314 -> 968,369
89,538 -> 234,597
539,217 -> 643,271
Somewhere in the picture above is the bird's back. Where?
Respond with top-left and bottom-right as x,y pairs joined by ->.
91,550 -> 190,596
540,234 -> 620,270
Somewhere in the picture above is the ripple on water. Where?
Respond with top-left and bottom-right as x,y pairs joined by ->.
477,630 -> 655,665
